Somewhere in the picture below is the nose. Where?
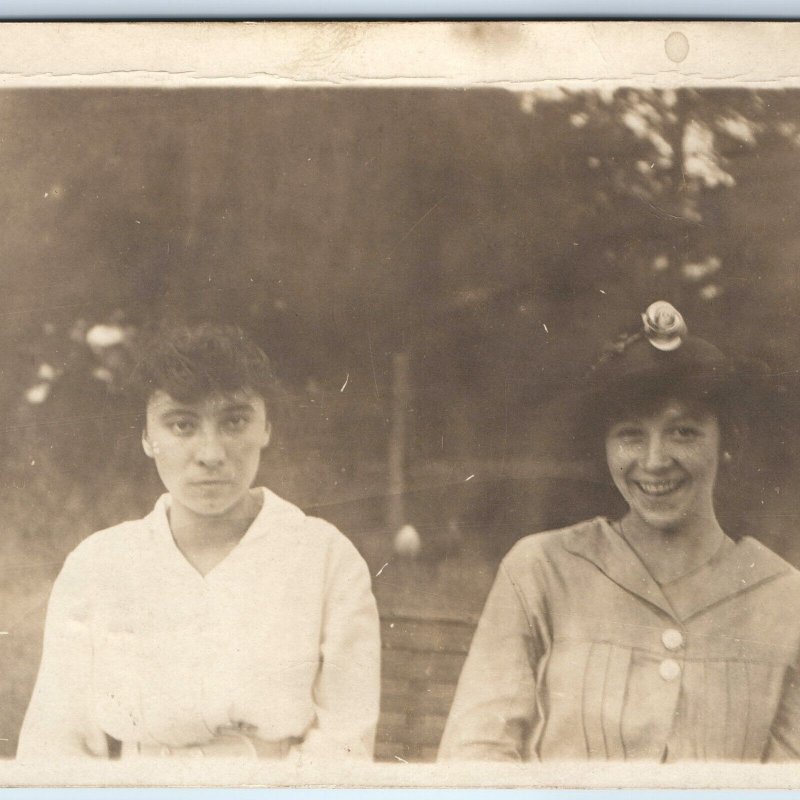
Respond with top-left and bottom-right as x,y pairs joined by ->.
643,433 -> 671,472
195,429 -> 226,468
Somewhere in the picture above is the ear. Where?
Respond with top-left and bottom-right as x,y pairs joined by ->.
261,421 -> 272,450
142,428 -> 155,459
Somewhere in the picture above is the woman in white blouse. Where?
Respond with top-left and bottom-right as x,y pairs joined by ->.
17,323 -> 381,761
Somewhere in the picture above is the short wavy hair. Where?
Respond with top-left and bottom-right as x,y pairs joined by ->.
130,322 -> 281,412
575,374 -> 743,463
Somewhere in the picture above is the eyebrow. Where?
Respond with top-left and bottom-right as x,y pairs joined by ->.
663,408 -> 707,421
609,420 -> 644,429
157,407 -> 200,419
613,411 -> 705,426
157,402 -> 257,416
217,402 -> 257,414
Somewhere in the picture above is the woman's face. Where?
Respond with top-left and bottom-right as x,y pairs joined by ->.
604,399 -> 721,533
142,389 -> 271,520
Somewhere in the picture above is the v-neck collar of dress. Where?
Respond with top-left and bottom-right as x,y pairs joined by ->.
562,517 -> 792,622
147,487 -> 306,581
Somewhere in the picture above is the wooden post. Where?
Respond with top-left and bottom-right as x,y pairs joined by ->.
388,351 -> 410,532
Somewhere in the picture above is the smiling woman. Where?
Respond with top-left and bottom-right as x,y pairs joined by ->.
16,323 -> 381,762
601,395 -> 727,582
439,302 -> 800,763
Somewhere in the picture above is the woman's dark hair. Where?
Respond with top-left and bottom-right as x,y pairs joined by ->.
574,374 -> 743,468
129,322 -> 282,413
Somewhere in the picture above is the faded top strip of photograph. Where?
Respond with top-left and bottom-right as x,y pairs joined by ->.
0,23 -> 796,88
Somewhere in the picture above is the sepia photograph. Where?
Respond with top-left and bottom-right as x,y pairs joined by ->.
2,21 -> 800,788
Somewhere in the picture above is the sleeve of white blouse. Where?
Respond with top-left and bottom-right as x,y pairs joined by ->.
297,535 -> 381,761
437,556 -> 543,761
16,548 -> 108,760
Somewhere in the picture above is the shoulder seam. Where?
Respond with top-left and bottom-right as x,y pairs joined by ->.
499,560 -> 536,634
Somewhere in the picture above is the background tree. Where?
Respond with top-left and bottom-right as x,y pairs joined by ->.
1,86 -> 799,561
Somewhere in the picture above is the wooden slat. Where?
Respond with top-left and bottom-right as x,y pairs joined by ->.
382,680 -> 457,716
380,617 -> 475,653
377,710 -> 407,730
377,716 -> 410,744
377,713 -> 448,746
381,677 -> 411,697
376,615 -> 477,762
404,713 -> 448,747
382,650 -> 467,683
411,745 -> 439,762
381,691 -> 412,714
411,681 -> 458,715
374,741 -> 411,762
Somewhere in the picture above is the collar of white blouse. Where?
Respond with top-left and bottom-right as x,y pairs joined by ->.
146,486 -> 306,581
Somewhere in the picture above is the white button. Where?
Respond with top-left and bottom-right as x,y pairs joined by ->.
661,628 -> 684,651
160,746 -> 172,757
659,658 -> 681,681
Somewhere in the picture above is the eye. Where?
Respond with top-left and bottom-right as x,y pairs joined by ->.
671,425 -> 702,441
222,414 -> 250,432
610,425 -> 643,441
169,418 -> 196,436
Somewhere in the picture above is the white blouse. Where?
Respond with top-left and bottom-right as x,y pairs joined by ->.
17,488 -> 381,761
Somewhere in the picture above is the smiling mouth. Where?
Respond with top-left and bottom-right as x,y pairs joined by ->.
634,479 -> 686,497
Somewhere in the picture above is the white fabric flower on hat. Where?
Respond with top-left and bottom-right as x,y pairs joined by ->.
642,301 -> 688,352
